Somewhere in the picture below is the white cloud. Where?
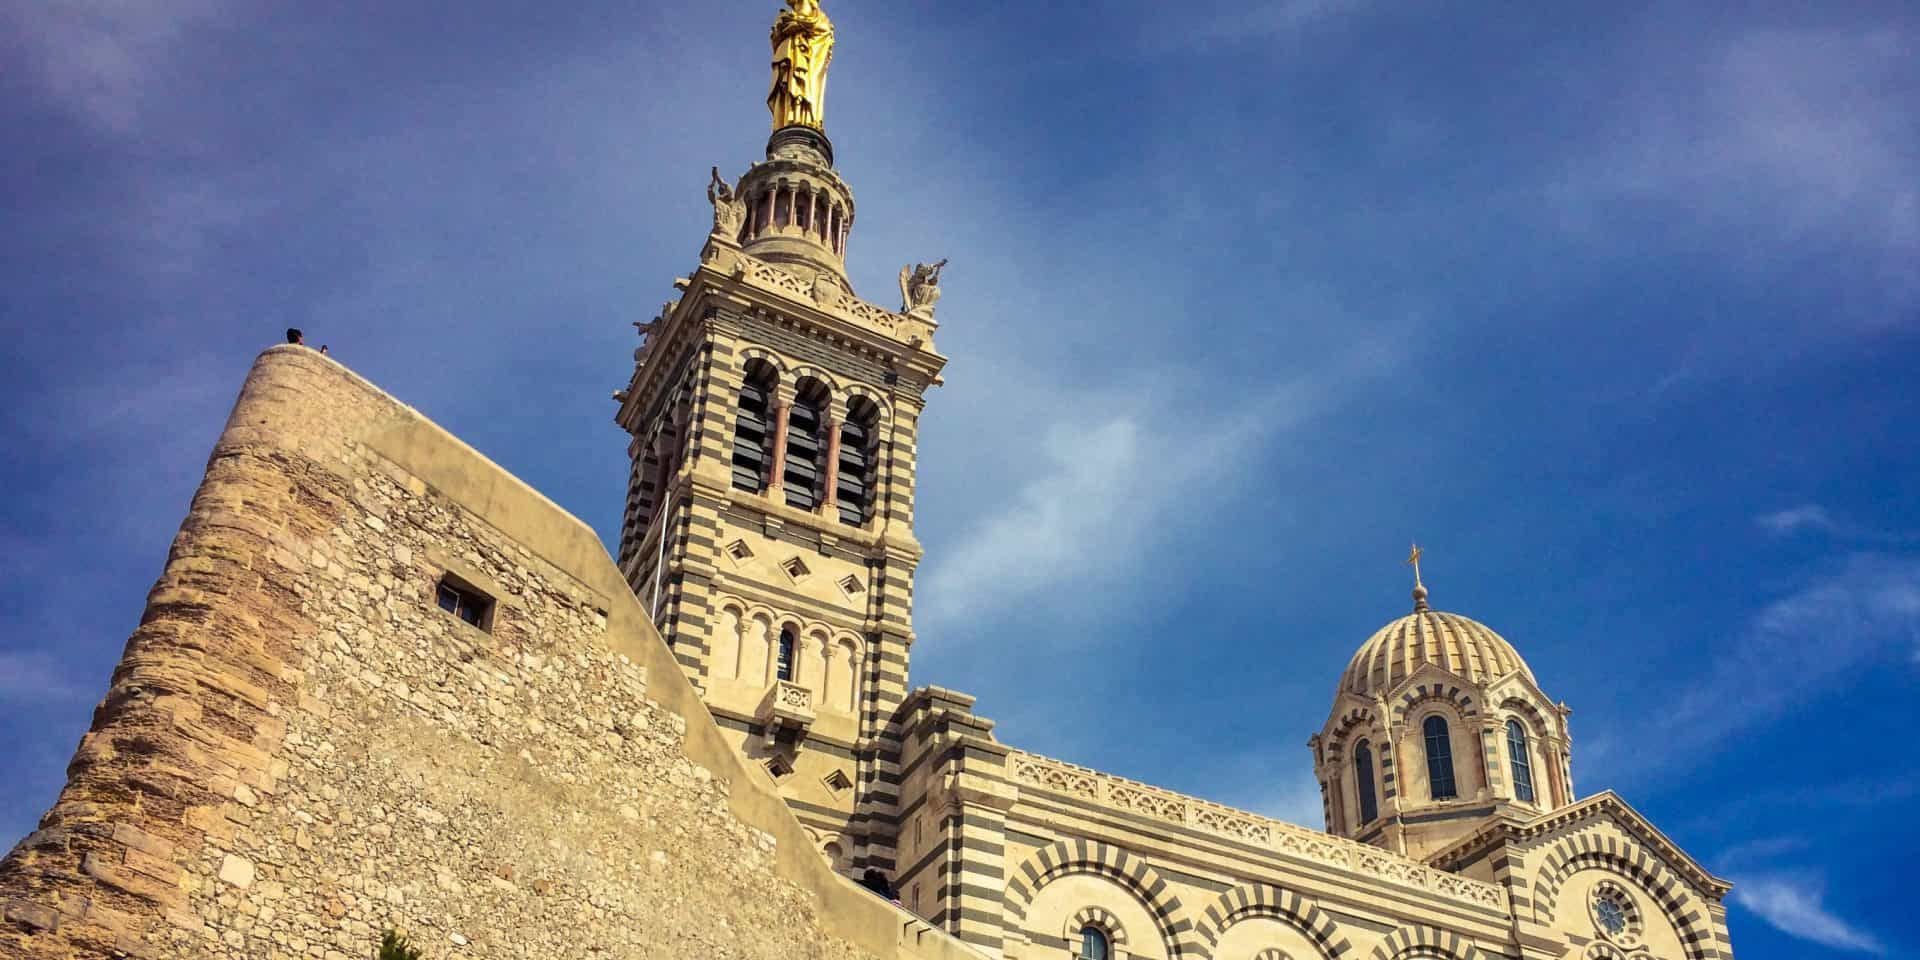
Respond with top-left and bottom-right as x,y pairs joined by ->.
1509,23 -> 1919,333
1173,0 -> 1372,48
2,1 -> 240,138
1755,505 -> 1919,545
1652,554 -> 1920,757
1732,874 -> 1885,955
1757,505 -> 1839,536
917,373 -> 1326,634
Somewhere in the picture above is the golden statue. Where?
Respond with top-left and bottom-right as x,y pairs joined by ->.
768,0 -> 835,131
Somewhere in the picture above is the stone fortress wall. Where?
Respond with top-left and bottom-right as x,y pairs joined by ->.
0,346 -> 982,960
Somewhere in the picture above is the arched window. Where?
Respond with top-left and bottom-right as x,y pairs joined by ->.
836,397 -> 881,527
1506,718 -> 1535,803
784,379 -> 829,510
776,628 -> 796,682
1423,715 -> 1457,800
732,360 -> 777,492
1354,739 -> 1379,824
1078,926 -> 1109,960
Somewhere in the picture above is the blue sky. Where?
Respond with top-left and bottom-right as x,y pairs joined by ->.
2,2 -> 1916,956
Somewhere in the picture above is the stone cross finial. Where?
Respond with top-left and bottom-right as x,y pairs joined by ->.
1408,543 -> 1430,612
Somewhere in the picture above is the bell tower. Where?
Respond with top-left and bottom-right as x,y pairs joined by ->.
612,0 -> 947,880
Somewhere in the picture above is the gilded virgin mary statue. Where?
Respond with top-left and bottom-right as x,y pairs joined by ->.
768,0 -> 835,130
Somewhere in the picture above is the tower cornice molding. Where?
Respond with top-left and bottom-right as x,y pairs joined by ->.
694,239 -> 947,382
1426,791 -> 1733,899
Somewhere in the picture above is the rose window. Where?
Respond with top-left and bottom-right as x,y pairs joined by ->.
1588,880 -> 1644,948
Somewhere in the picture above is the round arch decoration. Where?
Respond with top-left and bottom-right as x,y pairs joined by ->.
735,346 -> 788,381
1365,924 -> 1484,960
788,363 -> 842,395
1390,683 -> 1478,726
1323,707 -> 1381,764
1497,696 -> 1553,739
1065,906 -> 1130,949
1529,835 -> 1714,960
840,385 -> 892,424
1003,839 -> 1200,959
1192,883 -> 1350,960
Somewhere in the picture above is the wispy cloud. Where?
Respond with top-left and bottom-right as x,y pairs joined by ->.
1732,874 -> 1885,955
1757,505 -> 1841,536
1524,23 -> 1919,329
1171,0 -> 1372,49
918,372 -> 1327,634
1706,777 -> 1919,837
1,0 -> 240,138
1648,553 -> 1920,759
1757,505 -> 1918,545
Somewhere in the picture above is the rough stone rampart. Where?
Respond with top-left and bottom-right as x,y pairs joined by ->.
0,346 -> 976,960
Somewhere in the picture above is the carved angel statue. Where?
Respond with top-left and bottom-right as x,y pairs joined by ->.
898,259 -> 948,317
768,0 -> 835,130
707,167 -> 745,236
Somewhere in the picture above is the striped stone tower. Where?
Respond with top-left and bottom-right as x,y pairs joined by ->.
613,5 -> 947,883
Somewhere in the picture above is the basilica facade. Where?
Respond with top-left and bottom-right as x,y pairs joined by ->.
612,5 -> 1738,960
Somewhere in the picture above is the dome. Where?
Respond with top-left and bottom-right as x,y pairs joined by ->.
1339,591 -> 1536,697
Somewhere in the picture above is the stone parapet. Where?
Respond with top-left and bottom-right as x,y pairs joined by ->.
1005,749 -> 1509,913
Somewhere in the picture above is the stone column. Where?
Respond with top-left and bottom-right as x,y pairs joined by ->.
819,417 -> 843,516
759,189 -> 774,237
767,401 -> 793,495
821,641 -> 843,711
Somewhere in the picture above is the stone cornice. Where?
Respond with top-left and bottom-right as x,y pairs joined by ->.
1004,748 -> 1508,914
1429,791 -> 1732,899
614,238 -> 948,434
695,238 -> 947,381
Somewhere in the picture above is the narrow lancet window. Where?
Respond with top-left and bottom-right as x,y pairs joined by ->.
836,398 -> 879,526
1354,739 -> 1379,824
1423,715 -> 1458,800
784,379 -> 828,510
732,360 -> 776,492
1507,718 -> 1536,803
776,628 -> 796,682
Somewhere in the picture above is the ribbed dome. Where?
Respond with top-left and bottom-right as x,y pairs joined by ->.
1340,600 -> 1535,697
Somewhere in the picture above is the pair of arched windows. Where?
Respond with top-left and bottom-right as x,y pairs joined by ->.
1419,715 -> 1540,804
1355,715 -> 1541,819
1350,716 -> 1459,817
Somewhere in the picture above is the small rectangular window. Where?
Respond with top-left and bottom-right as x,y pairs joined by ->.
435,576 -> 493,631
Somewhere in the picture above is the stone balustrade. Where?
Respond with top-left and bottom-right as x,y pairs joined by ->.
1005,749 -> 1508,912
756,679 -> 817,746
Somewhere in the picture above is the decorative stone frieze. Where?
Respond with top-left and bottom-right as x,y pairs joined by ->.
1006,749 -> 1508,912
